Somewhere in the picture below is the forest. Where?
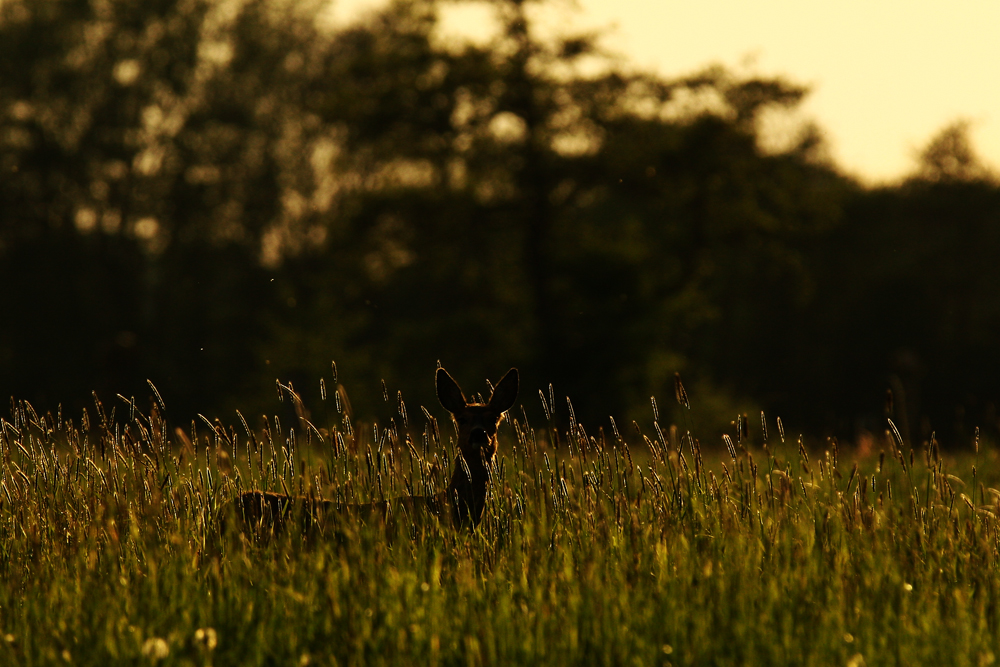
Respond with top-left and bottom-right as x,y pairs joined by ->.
2,0 -> 999,445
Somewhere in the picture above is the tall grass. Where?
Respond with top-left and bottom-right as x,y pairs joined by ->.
1,383 -> 1000,666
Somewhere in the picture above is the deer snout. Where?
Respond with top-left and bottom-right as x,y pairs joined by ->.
469,428 -> 490,446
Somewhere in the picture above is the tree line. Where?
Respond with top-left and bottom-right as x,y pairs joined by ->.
2,0 -> 998,444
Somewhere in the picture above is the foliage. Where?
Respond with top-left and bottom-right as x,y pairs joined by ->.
803,173 -> 1000,442
2,382 -> 1000,665
916,121 -> 994,184
1,0 -> 999,441
0,0 -> 854,426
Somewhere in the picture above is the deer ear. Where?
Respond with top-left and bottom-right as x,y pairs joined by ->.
436,368 -> 467,414
488,368 -> 519,414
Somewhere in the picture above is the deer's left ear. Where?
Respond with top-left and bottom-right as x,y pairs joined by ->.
436,368 -> 467,414
488,368 -> 519,414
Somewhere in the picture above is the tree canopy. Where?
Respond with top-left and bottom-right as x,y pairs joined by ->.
1,0 -> 997,444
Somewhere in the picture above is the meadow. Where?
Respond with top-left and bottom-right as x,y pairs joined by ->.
1,377 -> 999,666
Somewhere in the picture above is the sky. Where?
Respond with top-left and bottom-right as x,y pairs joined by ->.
330,0 -> 1000,184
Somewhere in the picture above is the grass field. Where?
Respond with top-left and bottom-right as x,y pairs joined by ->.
1,382 -> 999,666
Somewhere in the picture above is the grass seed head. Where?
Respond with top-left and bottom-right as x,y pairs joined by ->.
673,373 -> 689,410
538,390 -> 550,420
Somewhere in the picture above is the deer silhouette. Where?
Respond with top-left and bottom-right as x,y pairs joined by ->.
225,367 -> 518,538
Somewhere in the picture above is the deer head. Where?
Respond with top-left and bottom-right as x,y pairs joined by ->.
436,367 -> 518,526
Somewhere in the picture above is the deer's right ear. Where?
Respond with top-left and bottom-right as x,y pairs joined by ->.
436,368 -> 467,414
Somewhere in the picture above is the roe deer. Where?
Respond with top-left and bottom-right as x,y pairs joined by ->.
225,367 -> 518,538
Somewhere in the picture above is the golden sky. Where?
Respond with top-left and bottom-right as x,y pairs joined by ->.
333,0 -> 1000,184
